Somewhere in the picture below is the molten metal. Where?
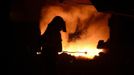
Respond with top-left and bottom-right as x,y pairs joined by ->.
58,48 -> 103,59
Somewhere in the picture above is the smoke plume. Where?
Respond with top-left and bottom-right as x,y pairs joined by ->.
40,2 -> 111,58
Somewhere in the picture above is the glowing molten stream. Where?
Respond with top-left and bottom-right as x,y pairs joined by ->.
63,45 -> 103,59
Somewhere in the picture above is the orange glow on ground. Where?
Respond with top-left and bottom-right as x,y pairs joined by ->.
61,47 -> 103,59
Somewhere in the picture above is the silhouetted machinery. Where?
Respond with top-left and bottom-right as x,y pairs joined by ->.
91,0 -> 134,51
97,40 -> 105,49
97,39 -> 110,50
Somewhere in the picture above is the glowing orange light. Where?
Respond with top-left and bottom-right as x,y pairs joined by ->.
60,41 -> 103,59
40,3 -> 110,59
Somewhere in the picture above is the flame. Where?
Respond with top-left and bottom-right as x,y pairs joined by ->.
40,2 -> 111,59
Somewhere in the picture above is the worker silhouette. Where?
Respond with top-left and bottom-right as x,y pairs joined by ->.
40,16 -> 66,75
